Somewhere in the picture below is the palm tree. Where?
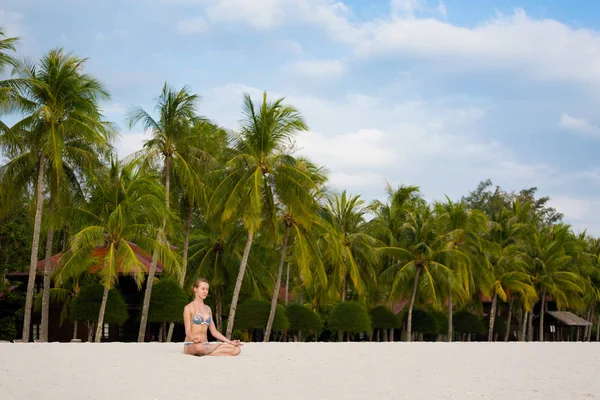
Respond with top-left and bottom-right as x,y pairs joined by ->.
208,91 -> 310,338
378,205 -> 459,342
0,27 -> 19,107
264,158 -> 327,341
434,197 -> 487,341
165,120 -> 229,342
54,161 -> 177,342
521,223 -> 584,342
127,83 -> 199,342
1,48 -> 114,342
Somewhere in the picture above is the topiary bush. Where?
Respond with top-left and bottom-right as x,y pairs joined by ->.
411,309 -> 439,335
453,309 -> 485,334
235,299 -> 289,331
430,310 -> 449,335
369,306 -> 398,330
148,278 -> 189,323
286,304 -> 322,332
71,284 -> 128,324
329,302 -> 371,333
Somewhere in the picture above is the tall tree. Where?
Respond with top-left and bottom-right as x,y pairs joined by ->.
54,161 -> 177,342
209,91 -> 310,338
127,83 -> 198,342
264,158 -> 327,341
1,48 -> 114,341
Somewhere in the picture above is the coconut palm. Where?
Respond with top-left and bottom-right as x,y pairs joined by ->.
378,205 -> 460,342
1,48 -> 114,342
264,158 -> 328,341
520,223 -> 584,342
434,197 -> 487,341
0,27 -> 19,108
165,120 -> 229,342
53,161 -> 178,342
127,83 -> 199,341
208,91 -> 312,338
321,191 -> 377,303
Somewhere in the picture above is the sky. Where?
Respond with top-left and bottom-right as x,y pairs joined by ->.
2,0 -> 600,234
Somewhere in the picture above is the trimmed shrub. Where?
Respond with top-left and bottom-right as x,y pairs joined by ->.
286,304 -> 322,332
453,310 -> 485,334
411,309 -> 439,335
235,299 -> 289,331
369,306 -> 398,330
148,278 -> 189,323
430,310 -> 449,335
329,302 -> 371,333
71,284 -> 128,324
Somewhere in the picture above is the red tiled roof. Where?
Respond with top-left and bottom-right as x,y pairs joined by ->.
7,242 -> 164,277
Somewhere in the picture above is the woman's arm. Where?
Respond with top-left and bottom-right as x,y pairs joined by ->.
207,306 -> 235,344
183,305 -> 193,340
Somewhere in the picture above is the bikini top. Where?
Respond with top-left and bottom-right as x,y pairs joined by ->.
192,305 -> 211,325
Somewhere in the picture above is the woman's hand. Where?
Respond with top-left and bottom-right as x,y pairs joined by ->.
193,337 -> 201,343
229,339 -> 243,346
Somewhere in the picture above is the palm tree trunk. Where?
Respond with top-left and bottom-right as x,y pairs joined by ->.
447,290 -> 453,342
585,306 -> 593,342
264,225 -> 291,342
72,320 -> 78,340
596,313 -> 599,342
487,291 -> 497,342
94,286 -> 109,343
158,323 -> 164,343
520,310 -> 528,341
406,266 -> 422,342
216,286 -> 223,332
22,156 -> 46,343
285,263 -> 290,305
504,298 -> 513,342
87,322 -> 93,342
166,203 -> 193,343
226,230 -> 254,338
539,291 -> 546,342
138,245 -> 160,342
40,197 -> 55,342
138,157 -> 171,342
340,275 -> 346,302
527,309 -> 534,341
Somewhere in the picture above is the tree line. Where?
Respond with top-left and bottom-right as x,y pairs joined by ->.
1,28 -> 598,343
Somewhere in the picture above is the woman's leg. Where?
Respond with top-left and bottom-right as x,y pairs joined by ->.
184,342 -> 223,356
207,343 -> 241,357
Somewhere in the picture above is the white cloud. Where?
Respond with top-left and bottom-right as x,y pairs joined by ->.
94,32 -> 106,40
291,60 -> 345,79
549,196 -> 600,235
115,132 -> 146,160
176,15 -> 209,35
101,103 -> 127,116
186,1 -> 600,86
559,113 -> 600,140
204,0 -> 285,29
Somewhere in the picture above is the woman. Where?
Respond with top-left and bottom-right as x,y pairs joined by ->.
183,278 -> 242,356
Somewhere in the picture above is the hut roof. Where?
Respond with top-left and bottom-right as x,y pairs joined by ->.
547,311 -> 592,326
7,242 -> 164,277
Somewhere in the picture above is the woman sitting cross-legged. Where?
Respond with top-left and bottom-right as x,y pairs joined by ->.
183,278 -> 242,356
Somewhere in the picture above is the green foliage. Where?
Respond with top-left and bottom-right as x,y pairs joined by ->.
235,299 -> 289,331
0,208 -> 32,274
0,316 -> 17,341
430,310 -> 449,335
329,301 -> 371,333
453,309 -> 485,334
411,309 -> 439,335
286,304 -> 322,331
71,284 -> 128,324
368,306 -> 398,329
148,278 -> 189,323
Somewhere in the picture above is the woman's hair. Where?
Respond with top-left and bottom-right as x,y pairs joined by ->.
193,278 -> 209,288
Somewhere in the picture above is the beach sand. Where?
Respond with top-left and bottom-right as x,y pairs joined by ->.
1,342 -> 598,400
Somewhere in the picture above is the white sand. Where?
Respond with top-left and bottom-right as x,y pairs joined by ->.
1,342 -> 598,400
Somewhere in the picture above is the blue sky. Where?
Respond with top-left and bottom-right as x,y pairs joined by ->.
2,0 -> 600,233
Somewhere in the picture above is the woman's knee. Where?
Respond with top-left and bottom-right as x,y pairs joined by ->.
233,346 -> 241,356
